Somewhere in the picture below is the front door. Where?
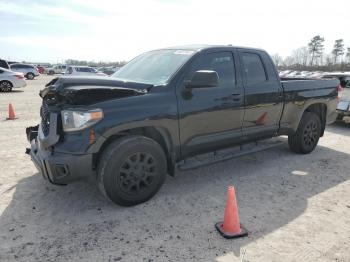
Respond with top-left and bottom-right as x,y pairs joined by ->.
177,50 -> 245,158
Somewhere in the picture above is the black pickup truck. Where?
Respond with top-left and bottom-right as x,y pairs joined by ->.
26,45 -> 339,206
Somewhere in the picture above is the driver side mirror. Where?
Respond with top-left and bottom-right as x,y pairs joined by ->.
185,70 -> 219,89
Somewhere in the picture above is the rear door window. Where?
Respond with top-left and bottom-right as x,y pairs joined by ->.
241,52 -> 267,85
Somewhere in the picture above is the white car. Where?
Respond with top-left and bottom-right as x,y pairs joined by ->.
46,65 -> 67,75
9,63 -> 40,80
65,66 -> 106,76
0,67 -> 26,92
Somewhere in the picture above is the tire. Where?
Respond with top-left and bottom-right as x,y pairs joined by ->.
97,136 -> 167,206
0,81 -> 13,92
26,72 -> 35,80
288,112 -> 321,154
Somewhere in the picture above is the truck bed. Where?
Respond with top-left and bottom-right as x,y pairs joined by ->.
281,78 -> 339,94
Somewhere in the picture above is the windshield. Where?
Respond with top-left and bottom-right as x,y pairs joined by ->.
111,49 -> 194,85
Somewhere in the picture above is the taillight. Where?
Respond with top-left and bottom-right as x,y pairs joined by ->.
15,74 -> 24,79
337,84 -> 343,101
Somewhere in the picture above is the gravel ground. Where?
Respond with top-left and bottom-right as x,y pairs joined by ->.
0,75 -> 349,262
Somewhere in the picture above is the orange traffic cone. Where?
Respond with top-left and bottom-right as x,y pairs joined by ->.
215,186 -> 248,239
6,103 -> 17,120
256,112 -> 267,125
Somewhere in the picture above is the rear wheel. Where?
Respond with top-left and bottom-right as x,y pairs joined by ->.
288,112 -> 321,154
0,81 -> 13,92
97,136 -> 167,206
26,72 -> 35,80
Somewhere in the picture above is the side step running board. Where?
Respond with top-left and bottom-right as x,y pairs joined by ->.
177,138 -> 285,171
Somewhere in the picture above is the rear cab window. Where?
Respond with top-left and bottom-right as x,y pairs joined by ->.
241,52 -> 267,85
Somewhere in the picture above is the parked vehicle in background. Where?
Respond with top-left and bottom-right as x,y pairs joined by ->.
279,70 -> 293,77
9,63 -> 39,80
323,73 -> 350,122
65,66 -> 106,76
299,71 -> 313,77
287,71 -> 305,78
36,65 -> 45,74
46,65 -> 67,75
0,67 -> 26,92
308,71 -> 324,79
0,59 -> 10,69
26,45 -> 339,206
97,66 -> 120,76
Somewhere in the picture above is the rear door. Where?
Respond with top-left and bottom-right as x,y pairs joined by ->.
238,49 -> 283,139
177,50 -> 244,157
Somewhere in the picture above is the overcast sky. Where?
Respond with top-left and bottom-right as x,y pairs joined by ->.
0,0 -> 349,63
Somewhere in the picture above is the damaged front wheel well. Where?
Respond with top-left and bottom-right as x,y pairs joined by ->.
92,127 -> 175,176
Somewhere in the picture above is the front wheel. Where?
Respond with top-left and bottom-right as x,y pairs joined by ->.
26,72 -> 35,80
97,136 -> 167,206
288,112 -> 321,154
0,81 -> 13,92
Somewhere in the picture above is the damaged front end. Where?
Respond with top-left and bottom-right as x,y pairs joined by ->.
39,76 -> 150,106
26,125 -> 39,143
26,76 -> 151,185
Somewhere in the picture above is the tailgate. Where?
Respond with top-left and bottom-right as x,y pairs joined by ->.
338,87 -> 350,112
342,87 -> 350,101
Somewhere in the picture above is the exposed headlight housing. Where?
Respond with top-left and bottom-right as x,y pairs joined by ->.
61,109 -> 103,132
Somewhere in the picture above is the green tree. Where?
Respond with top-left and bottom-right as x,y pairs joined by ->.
308,35 -> 325,66
344,47 -> 350,64
332,39 -> 345,64
271,53 -> 283,67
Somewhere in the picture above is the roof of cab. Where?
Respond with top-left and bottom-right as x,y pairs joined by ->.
160,44 -> 265,52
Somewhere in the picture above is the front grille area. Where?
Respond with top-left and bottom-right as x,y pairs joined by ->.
40,100 -> 50,136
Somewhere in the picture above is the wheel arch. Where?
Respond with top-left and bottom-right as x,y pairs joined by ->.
0,80 -> 13,86
0,80 -> 13,91
93,126 -> 176,176
303,103 -> 327,137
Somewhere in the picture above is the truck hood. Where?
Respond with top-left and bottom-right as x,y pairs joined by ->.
40,76 -> 151,106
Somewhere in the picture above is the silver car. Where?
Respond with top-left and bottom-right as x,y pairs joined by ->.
9,63 -> 39,80
65,66 -> 106,76
0,67 -> 27,92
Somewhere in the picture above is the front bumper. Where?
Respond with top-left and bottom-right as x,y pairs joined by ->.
26,125 -> 95,185
13,78 -> 27,88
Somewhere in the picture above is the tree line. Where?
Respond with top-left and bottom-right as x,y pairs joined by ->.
272,36 -> 350,71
